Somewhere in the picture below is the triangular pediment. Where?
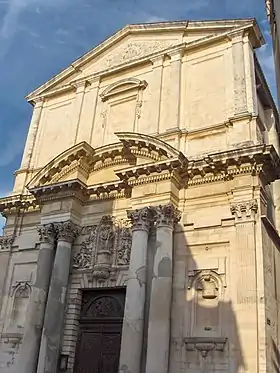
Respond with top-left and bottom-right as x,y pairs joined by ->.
26,18 -> 262,102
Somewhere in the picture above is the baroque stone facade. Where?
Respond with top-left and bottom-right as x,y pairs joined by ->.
0,18 -> 280,373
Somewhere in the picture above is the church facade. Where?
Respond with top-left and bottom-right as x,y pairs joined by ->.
0,18 -> 280,373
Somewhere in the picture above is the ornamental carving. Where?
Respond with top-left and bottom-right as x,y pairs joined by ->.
93,40 -> 174,72
55,221 -> 80,243
0,235 -> 14,250
127,207 -> 156,231
38,223 -> 56,243
156,204 -> 181,227
118,221 -> 132,265
72,216 -> 132,277
230,199 -> 258,220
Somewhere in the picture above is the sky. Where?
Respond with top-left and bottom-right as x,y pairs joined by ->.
0,0 -> 277,233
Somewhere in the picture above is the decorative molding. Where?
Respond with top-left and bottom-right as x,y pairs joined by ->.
72,216 -> 132,278
184,337 -> 227,358
156,203 -> 181,227
55,221 -> 80,243
100,78 -> 147,102
230,199 -> 258,220
0,235 -> 15,251
127,207 -> 156,232
38,223 -> 56,244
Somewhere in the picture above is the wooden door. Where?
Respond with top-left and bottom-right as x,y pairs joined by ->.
74,288 -> 125,373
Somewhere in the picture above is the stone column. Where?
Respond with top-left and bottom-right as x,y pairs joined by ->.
145,204 -> 181,373
21,98 -> 44,169
118,207 -> 155,373
231,31 -> 247,115
37,221 -> 79,373
16,224 -> 56,373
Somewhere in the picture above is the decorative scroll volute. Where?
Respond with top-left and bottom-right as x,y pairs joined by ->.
156,203 -> 181,227
230,199 -> 258,220
127,207 -> 155,232
38,223 -> 56,244
0,235 -> 15,251
55,221 -> 80,243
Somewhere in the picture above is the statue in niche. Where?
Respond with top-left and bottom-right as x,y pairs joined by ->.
93,216 -> 116,280
97,216 -> 115,253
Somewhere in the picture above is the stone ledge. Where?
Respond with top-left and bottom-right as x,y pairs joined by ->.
184,337 -> 227,358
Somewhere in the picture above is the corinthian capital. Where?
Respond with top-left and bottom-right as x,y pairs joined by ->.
38,223 -> 56,244
230,199 -> 258,220
156,204 -> 181,227
55,221 -> 80,243
0,235 -> 15,251
127,207 -> 156,232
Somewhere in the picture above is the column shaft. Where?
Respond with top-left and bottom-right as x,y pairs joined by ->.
37,221 -> 78,373
145,204 -> 180,373
119,207 -> 154,373
16,224 -> 55,373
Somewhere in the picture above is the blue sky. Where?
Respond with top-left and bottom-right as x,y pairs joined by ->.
0,0 -> 276,233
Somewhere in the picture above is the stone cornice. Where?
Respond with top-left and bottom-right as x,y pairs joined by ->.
1,145 -> 279,215
0,194 -> 38,216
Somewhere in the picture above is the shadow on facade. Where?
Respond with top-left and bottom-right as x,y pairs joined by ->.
168,224 -> 246,373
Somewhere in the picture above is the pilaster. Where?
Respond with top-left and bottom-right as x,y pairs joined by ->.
71,80 -> 87,145
20,98 -> 44,170
230,199 -> 259,373
150,55 -> 164,134
168,49 -> 183,129
230,31 -> 248,115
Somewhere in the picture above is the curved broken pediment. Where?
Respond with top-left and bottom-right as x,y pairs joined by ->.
27,132 -> 183,190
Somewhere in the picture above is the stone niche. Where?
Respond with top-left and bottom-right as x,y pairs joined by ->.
185,255 -> 228,357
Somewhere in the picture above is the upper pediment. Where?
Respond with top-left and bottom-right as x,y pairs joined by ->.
26,18 -> 262,102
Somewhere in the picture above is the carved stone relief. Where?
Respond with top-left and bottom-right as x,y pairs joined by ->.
72,215 -> 132,280
90,40 -> 175,73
